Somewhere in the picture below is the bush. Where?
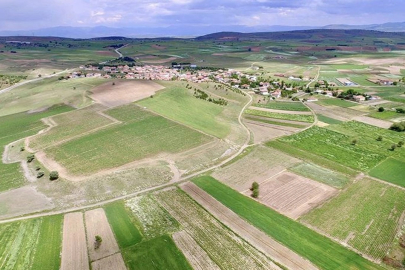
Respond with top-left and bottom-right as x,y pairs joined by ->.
20,146 -> 25,152
27,154 -> 35,163
94,235 -> 103,249
35,166 -> 41,171
390,121 -> 405,132
251,181 -> 259,198
49,171 -> 59,180
378,107 -> 385,112
391,144 -> 397,151
252,189 -> 259,198
251,181 -> 259,191
377,136 -> 383,141
398,141 -> 404,147
37,171 -> 44,178
351,139 -> 357,145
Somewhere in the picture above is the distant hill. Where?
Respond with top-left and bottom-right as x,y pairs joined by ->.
0,22 -> 404,39
195,29 -> 405,41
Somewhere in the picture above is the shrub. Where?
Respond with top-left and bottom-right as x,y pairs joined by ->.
377,136 -> 383,141
94,235 -> 103,249
252,188 -> 259,198
37,171 -> 44,178
27,154 -> 35,163
391,144 -> 397,151
398,141 -> 404,147
378,107 -> 385,112
390,121 -> 405,132
49,171 -> 59,180
20,146 -> 25,152
35,166 -> 41,171
351,139 -> 357,145
251,181 -> 259,198
251,181 -> 259,191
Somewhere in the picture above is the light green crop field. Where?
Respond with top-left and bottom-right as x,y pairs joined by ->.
138,81 -> 232,138
315,98 -> 357,108
193,176 -> 382,270
0,216 -> 62,270
29,104 -> 113,151
252,101 -> 310,111
245,109 -> 314,123
156,188 -> 275,269
122,235 -> 192,270
46,104 -> 212,175
104,202 -> 143,248
289,163 -> 350,188
369,110 -> 400,120
369,158 -> 405,187
302,178 -> 405,260
317,114 -> 343,124
244,115 -> 307,128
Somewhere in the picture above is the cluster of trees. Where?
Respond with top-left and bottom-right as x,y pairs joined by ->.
193,89 -> 228,106
390,121 -> 405,132
0,74 -> 27,86
251,182 -> 259,198
337,89 -> 362,99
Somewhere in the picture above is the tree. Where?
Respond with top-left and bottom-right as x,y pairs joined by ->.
94,235 -> 103,249
378,107 -> 385,112
37,171 -> 44,178
49,171 -> 59,180
27,154 -> 35,163
251,182 -> 259,198
252,189 -> 259,198
377,136 -> 383,141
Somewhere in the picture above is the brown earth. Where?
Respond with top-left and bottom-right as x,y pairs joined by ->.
173,230 -> 221,270
91,253 -> 126,270
352,115 -> 392,128
61,212 -> 89,270
84,208 -> 120,261
306,102 -> 365,121
151,44 -> 167,50
96,51 -> 116,56
245,121 -> 297,144
91,80 -> 165,107
181,182 -> 318,270
245,171 -> 338,220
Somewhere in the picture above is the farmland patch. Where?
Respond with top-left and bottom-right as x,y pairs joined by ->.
290,163 -> 350,188
91,253 -> 127,270
369,158 -> 405,187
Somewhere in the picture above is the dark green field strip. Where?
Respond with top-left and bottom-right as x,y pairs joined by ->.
369,158 -> 405,187
0,162 -> 25,193
122,235 -> 192,270
193,176 -> 383,270
104,202 -> 143,248
266,141 -> 358,177
32,215 -> 63,270
317,114 -> 343,125
252,101 -> 310,112
244,115 -> 307,128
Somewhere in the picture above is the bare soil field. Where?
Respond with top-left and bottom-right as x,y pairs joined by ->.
61,212 -> 89,270
84,208 -> 120,261
0,186 -> 54,219
142,56 -> 178,64
91,253 -> 127,270
245,121 -> 297,144
212,146 -> 301,192
173,230 -> 221,270
91,80 -> 164,107
306,102 -> 365,121
246,171 -> 338,220
96,51 -> 116,56
181,182 -> 317,270
352,116 -> 392,128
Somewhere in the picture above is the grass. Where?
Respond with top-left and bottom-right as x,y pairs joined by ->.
316,98 -> 357,108
245,109 -> 314,123
244,115 -> 307,128
317,114 -> 343,124
122,235 -> 192,270
46,104 -> 211,175
138,81 -> 231,138
369,158 -> 405,187
289,163 -> 350,188
302,178 -> 405,260
31,215 -> 63,270
104,202 -> 143,249
252,101 -> 310,111
369,110 -> 399,120
193,176 -> 383,270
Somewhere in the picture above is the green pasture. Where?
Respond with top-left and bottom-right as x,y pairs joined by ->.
253,101 -> 310,111
369,158 -> 405,187
317,114 -> 343,124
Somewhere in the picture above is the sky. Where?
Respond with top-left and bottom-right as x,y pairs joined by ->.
0,0 -> 404,32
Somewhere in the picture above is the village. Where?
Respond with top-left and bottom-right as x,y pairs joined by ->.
71,63 -> 381,103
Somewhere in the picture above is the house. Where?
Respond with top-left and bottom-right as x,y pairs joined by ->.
353,95 -> 366,102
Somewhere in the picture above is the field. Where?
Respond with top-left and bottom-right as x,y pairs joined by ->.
104,202 -> 143,248
61,212 -> 89,270
156,188 -> 278,269
306,102 -> 364,121
302,178 -> 405,260
0,216 -> 62,270
253,171 -> 338,219
29,104 -> 115,151
244,115 -> 308,128
369,110 -> 400,120
122,235 -> 192,270
317,114 -> 343,125
91,80 -> 165,107
290,162 -> 350,188
212,145 -> 301,192
245,108 -> 314,122
369,158 -> 405,187
45,104 -> 212,176
193,176 -> 383,270
252,101 -> 310,111
91,253 -> 127,270
316,98 -> 357,108
352,115 -> 393,128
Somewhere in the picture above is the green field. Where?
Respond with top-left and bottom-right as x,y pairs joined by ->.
122,235 -> 192,270
316,98 -> 357,108
253,101 -> 310,111
244,115 -> 307,128
369,158 -> 405,187
369,110 -> 399,120
193,176 -> 382,270
290,163 -> 350,188
302,178 -> 405,260
0,216 -> 63,270
46,104 -> 211,175
245,109 -> 314,123
138,81 -> 232,138
317,114 -> 343,124
104,202 -> 143,248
